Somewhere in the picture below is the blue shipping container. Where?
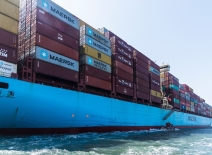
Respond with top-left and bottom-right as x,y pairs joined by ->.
180,93 -> 185,98
169,84 -> 179,91
80,55 -> 111,73
80,25 -> 111,47
36,0 -> 79,30
149,66 -> 160,76
190,98 -> 194,102
34,46 -> 79,72
181,105 -> 186,110
80,35 -> 112,56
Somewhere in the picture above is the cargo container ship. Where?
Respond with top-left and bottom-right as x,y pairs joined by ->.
0,0 -> 211,134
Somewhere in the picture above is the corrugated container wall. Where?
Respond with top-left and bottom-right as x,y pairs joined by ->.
0,14 -> 18,34
0,0 -> 19,21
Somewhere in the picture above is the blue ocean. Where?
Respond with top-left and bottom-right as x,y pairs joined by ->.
0,128 -> 212,155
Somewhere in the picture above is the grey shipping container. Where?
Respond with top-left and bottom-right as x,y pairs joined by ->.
33,46 -> 79,72
33,0 -> 79,30
80,25 -> 111,47
80,35 -> 111,56
80,55 -> 111,73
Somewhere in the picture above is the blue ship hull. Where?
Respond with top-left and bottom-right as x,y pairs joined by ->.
0,76 -> 211,134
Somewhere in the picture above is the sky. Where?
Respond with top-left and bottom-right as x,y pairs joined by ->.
52,0 -> 212,105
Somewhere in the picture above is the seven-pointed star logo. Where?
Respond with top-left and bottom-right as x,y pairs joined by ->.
88,58 -> 92,64
40,50 -> 48,59
42,0 -> 48,9
88,39 -> 92,44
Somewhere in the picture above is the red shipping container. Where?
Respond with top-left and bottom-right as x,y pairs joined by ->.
174,103 -> 180,109
113,68 -> 133,82
135,77 -> 149,88
85,75 -> 111,91
135,71 -> 149,82
32,7 -> 79,39
137,91 -> 149,100
31,20 -> 79,50
0,28 -> 17,48
111,44 -> 133,60
113,60 -> 133,75
112,53 -> 133,68
115,76 -> 133,89
149,72 -> 160,81
31,33 -> 79,61
115,84 -> 133,96
150,78 -> 160,87
0,44 -> 17,64
80,65 -> 111,82
33,59 -> 78,82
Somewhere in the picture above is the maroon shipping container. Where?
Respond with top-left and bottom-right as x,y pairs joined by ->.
180,96 -> 185,102
149,72 -> 160,80
112,53 -> 133,68
113,68 -> 133,82
135,71 -> 149,82
135,77 -> 149,88
85,75 -> 111,91
136,84 -> 150,94
162,79 -> 179,86
151,84 -> 160,92
134,57 -> 148,69
80,65 -> 111,82
115,76 -> 133,89
134,64 -> 149,75
115,84 -> 133,96
149,61 -> 160,71
32,7 -> 79,39
113,60 -> 133,75
151,78 -> 160,87
33,59 -> 78,82
137,91 -> 149,100
31,20 -> 79,50
104,31 -> 116,39
0,44 -> 17,64
164,72 -> 179,83
110,36 -> 132,53
173,103 -> 180,109
151,96 -> 161,103
31,33 -> 79,61
111,44 -> 133,60
0,28 -> 17,48
133,50 -> 149,63
185,99 -> 191,104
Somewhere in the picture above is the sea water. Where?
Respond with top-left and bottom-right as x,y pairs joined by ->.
0,128 -> 212,155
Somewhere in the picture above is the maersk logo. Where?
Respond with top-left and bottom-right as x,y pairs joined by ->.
88,38 -> 93,45
40,50 -> 48,59
42,0 -> 49,9
88,57 -> 93,64
0,61 -> 3,66
88,28 -> 92,35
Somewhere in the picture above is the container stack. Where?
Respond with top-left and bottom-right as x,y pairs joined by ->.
161,72 -> 180,109
189,91 -> 195,113
79,21 -> 112,93
182,84 -> 191,112
133,50 -> 150,102
179,84 -> 186,111
149,61 -> 161,104
104,31 -> 134,100
18,0 -> 80,88
0,0 -> 19,78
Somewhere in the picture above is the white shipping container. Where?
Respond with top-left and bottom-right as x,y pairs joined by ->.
0,60 -> 17,77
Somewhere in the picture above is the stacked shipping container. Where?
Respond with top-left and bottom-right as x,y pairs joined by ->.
149,61 -> 161,104
104,31 -> 134,99
160,72 -> 180,109
179,84 -> 186,111
79,21 -> 112,92
0,0 -> 19,77
18,0 -> 80,87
